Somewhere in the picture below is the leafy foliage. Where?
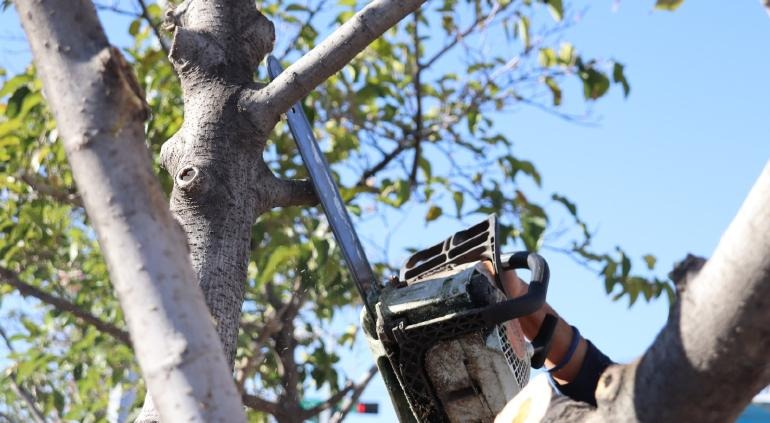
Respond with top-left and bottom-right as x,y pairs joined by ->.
0,0 -> 674,420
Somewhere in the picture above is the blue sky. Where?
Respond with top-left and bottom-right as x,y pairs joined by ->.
2,0 -> 770,421
343,1 -> 770,420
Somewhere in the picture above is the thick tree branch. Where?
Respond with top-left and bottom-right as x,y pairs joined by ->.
254,158 -> 317,208
0,266 -> 131,346
242,393 -> 280,415
239,0 -> 427,132
266,175 -> 318,209
15,0 -> 246,421
585,161 -> 770,422
328,364 -> 379,423
18,172 -> 83,207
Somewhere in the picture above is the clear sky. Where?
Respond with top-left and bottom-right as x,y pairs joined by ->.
342,1 -> 770,420
1,1 -> 770,422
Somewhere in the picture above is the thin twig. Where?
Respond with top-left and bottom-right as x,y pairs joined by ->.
409,11 -> 423,188
422,1 -> 507,70
0,266 -> 131,346
278,0 -> 329,61
135,0 -> 170,56
355,139 -> 411,187
0,326 -> 49,423
18,172 -> 83,207
93,1 -> 140,17
329,364 -> 379,423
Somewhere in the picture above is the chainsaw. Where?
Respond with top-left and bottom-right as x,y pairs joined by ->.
268,56 -> 556,423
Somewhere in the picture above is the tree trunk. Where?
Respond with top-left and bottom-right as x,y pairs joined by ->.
141,0 -> 426,419
14,0 -> 246,422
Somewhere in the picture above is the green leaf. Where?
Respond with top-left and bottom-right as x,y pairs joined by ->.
128,19 -> 141,36
655,0 -> 684,11
508,158 -> 542,186
538,48 -> 556,68
643,254 -> 657,270
517,16 -> 530,50
53,389 -> 65,413
452,191 -> 464,218
146,4 -> 162,18
621,251 -> 631,278
520,214 -> 546,251
0,73 -> 33,97
6,86 -> 30,118
546,0 -> 564,21
543,76 -> 562,106
552,193 -> 577,216
467,109 -> 479,134
73,363 -> 83,381
425,205 -> 442,222
613,62 -> 631,97
579,66 -> 610,100
558,43 -> 575,65
257,245 -> 300,285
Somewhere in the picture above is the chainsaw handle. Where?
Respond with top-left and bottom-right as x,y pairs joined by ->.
481,251 -> 550,326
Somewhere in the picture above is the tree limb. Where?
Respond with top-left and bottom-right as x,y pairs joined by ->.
239,0 -> 427,132
18,172 -> 83,208
267,176 -> 318,209
0,266 -> 131,346
254,158 -> 318,209
328,364 -> 379,423
242,393 -> 280,415
586,161 -> 770,421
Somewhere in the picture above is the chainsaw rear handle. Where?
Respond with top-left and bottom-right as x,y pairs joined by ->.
480,251 -> 550,326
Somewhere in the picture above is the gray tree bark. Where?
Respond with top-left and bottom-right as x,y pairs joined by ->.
591,160 -> 770,422
14,0 -> 246,422
141,0 -> 426,420
498,161 -> 770,422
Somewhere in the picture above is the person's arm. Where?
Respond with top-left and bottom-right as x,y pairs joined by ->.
476,261 -> 613,405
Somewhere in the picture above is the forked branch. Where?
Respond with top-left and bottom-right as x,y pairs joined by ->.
239,0 -> 427,132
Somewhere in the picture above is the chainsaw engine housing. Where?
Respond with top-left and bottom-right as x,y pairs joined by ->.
362,216 -> 550,422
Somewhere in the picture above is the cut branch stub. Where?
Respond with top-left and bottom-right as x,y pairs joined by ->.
176,165 -> 205,194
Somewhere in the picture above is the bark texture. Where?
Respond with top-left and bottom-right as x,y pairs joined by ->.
142,0 -> 426,419
498,161 -> 770,423
593,160 -> 770,422
15,1 -> 246,421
